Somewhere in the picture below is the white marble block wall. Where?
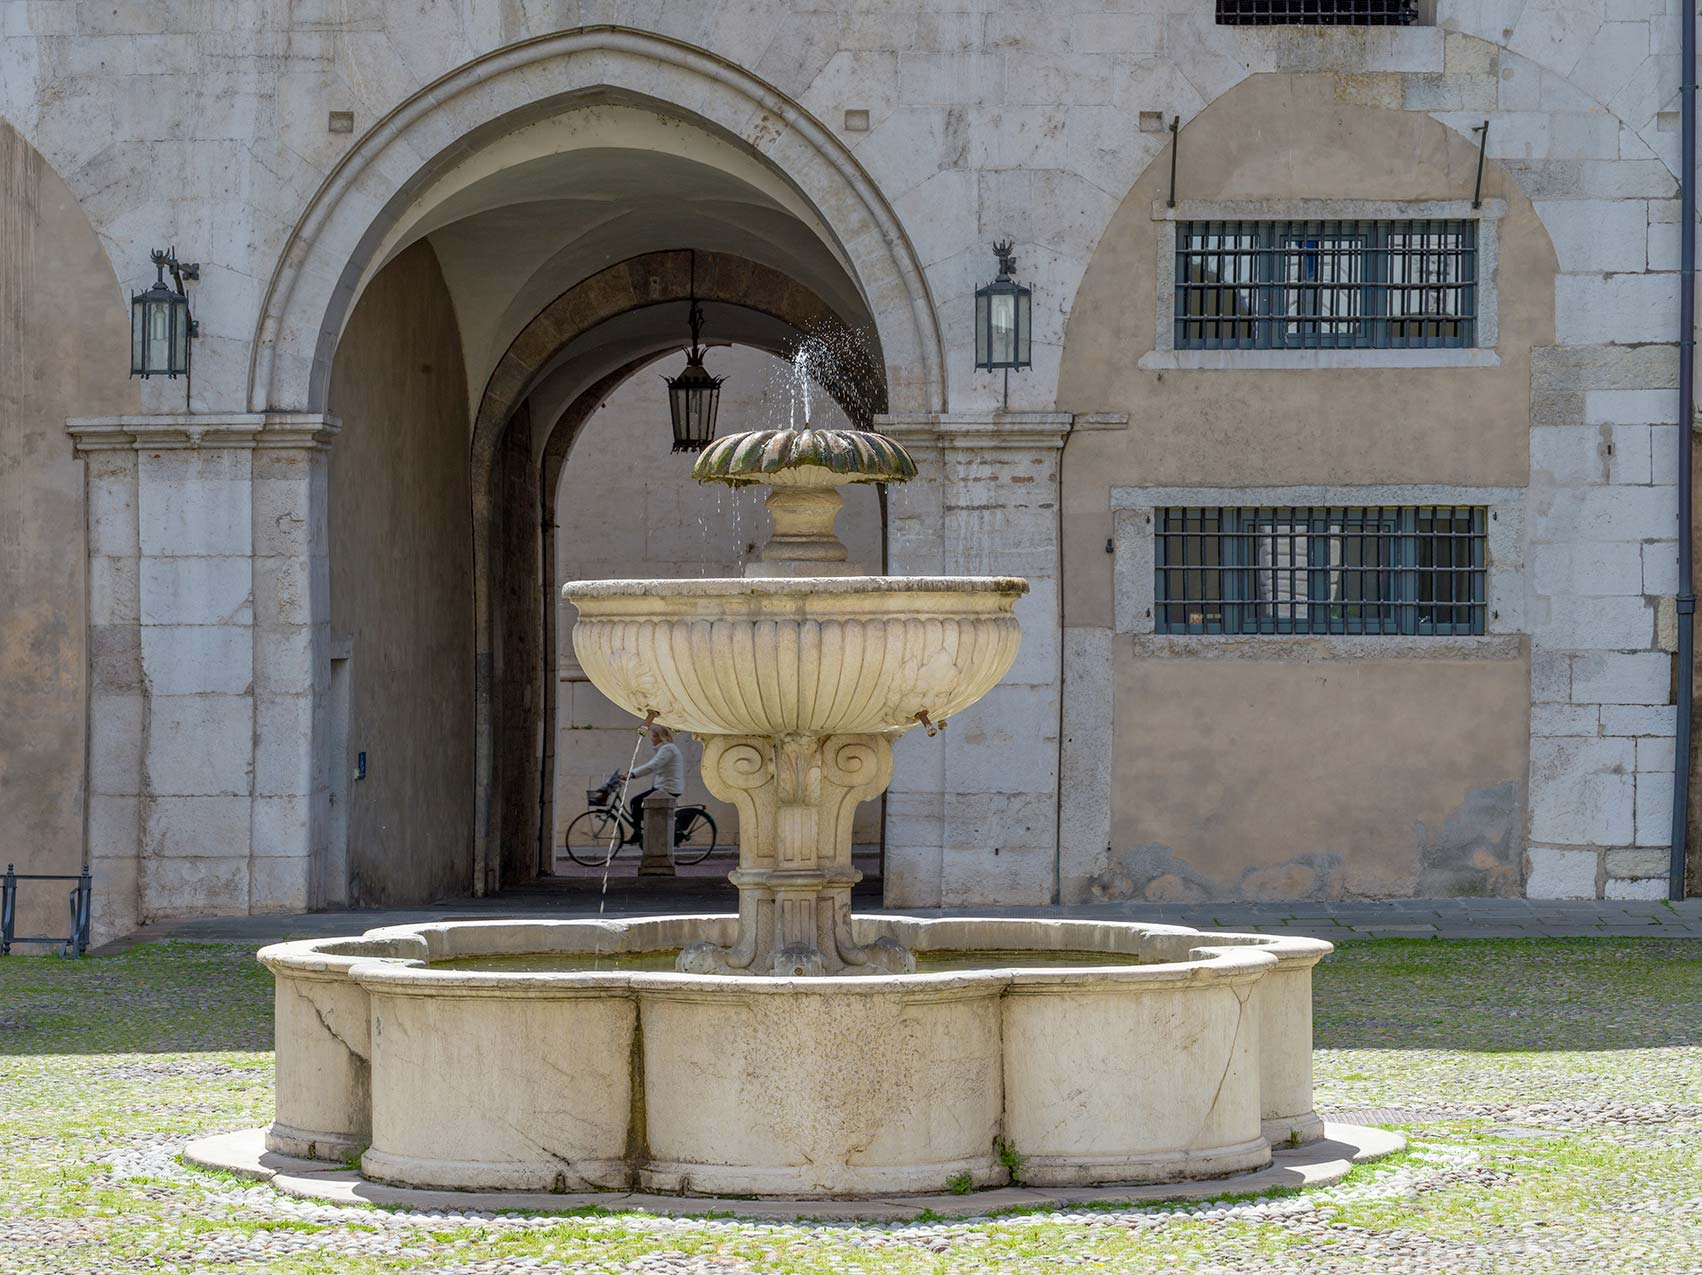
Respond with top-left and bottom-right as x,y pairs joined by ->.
881,415 -> 1071,907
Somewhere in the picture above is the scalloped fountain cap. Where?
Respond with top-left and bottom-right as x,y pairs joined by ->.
692,427 -> 918,488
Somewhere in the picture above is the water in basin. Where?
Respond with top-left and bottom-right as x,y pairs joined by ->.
430,949 -> 1152,974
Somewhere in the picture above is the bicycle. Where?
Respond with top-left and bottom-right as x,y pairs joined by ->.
562,772 -> 719,868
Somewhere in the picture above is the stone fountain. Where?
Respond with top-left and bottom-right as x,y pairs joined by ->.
566,425 -> 1023,976
228,423 -> 1366,1203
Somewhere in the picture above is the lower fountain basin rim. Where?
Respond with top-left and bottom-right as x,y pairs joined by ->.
342,953 -> 1279,995
260,915 -> 1332,991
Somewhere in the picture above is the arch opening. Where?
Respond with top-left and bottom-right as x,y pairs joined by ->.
253,27 -> 943,420
307,42 -> 920,901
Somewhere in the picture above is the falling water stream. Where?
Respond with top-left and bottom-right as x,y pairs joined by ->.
599,728 -> 649,912
578,727 -> 649,973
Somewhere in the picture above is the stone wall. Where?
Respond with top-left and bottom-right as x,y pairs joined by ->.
6,1 -> 1691,920
326,242 -> 474,908
882,413 -> 1079,907
0,121 -> 135,942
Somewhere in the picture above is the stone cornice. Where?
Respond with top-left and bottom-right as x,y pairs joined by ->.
66,413 -> 341,454
875,412 -> 1128,450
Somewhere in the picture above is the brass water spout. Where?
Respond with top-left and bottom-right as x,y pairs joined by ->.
914,710 -> 947,738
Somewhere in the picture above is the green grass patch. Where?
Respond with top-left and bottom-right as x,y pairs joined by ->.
3,937 -> 1700,1273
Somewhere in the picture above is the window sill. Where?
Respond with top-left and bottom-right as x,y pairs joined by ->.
1223,25 -> 1443,76
1139,348 -> 1501,371
1154,199 -> 1503,223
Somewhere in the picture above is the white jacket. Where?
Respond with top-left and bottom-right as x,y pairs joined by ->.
628,742 -> 684,796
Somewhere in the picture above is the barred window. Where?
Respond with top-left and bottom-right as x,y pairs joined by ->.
1216,0 -> 1420,24
1156,507 -> 1486,636
1176,220 -> 1476,350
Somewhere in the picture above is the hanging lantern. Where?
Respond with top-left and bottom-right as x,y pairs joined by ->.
974,240 -> 1032,371
665,297 -> 725,453
130,248 -> 198,379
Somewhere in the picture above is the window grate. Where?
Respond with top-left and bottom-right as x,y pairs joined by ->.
1155,506 -> 1487,636
1216,0 -> 1420,24
1176,219 -> 1476,350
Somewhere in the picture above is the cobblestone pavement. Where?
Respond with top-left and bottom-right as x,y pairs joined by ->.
2,938 -> 1700,1273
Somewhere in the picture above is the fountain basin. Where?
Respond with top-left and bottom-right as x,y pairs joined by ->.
562,577 -> 1025,736
259,917 -> 1330,1198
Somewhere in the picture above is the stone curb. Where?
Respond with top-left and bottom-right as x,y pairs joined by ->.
182,1123 -> 1405,1222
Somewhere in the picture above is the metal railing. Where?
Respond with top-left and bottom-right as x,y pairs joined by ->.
1,865 -> 93,958
1175,219 -> 1477,350
1216,0 -> 1420,24
1156,506 -> 1487,636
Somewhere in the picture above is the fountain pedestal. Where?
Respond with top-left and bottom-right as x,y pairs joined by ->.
567,426 -> 1021,977
637,793 -> 677,878
681,734 -> 911,975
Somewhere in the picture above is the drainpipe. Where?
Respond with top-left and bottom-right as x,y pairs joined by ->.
1670,0 -> 1696,903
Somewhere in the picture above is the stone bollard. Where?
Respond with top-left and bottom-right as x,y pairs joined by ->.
638,792 -> 676,877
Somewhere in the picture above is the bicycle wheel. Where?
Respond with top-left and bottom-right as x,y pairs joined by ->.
564,809 -> 625,867
672,809 -> 718,865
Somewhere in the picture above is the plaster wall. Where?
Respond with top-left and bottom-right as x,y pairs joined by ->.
1103,656 -> 1530,903
553,345 -> 882,852
0,122 -> 136,942
1055,75 -> 1549,902
326,242 -> 474,907
1058,74 -> 1552,628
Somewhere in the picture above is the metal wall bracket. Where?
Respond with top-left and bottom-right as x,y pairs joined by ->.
1471,120 -> 1490,209
1167,116 -> 1181,210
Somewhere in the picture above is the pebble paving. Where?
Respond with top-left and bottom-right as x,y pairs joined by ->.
1,937 -> 1700,1273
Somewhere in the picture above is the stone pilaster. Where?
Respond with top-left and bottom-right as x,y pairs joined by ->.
253,427 -> 334,911
877,413 -> 1072,907
80,443 -> 144,944
68,414 -> 337,935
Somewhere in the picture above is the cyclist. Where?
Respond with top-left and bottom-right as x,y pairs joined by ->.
621,724 -> 684,842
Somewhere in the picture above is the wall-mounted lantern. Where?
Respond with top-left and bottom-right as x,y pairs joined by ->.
974,240 -> 1032,374
665,275 -> 725,452
130,248 -> 198,380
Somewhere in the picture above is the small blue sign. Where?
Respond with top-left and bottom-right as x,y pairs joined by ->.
356,751 -> 367,781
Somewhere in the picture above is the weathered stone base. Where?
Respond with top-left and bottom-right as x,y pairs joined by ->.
185,1123 -> 1405,1221
262,1121 -> 365,1166
636,1156 -> 1006,1199
1262,1112 -> 1328,1149
363,1148 -> 630,1194
1016,1134 -> 1273,1189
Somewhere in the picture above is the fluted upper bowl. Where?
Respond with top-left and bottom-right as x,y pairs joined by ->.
692,428 -> 918,488
562,577 -> 1025,737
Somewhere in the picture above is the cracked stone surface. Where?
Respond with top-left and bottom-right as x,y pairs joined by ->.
2,938 -> 1701,1273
